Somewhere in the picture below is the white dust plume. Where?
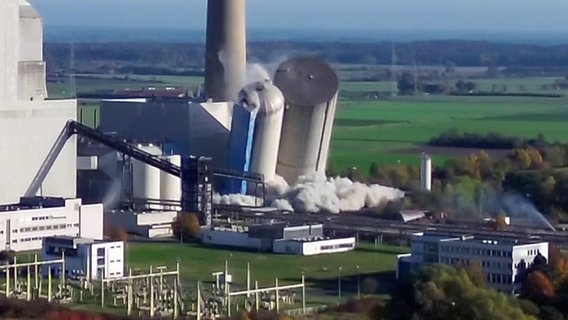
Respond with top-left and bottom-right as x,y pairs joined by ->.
214,172 -> 404,213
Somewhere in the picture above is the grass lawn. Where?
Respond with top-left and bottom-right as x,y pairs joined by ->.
127,242 -> 406,303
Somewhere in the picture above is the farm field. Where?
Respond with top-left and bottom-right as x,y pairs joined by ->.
127,242 -> 405,304
48,75 -> 568,175
332,95 -> 568,173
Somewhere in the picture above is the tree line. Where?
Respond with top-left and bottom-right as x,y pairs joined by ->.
428,129 -> 568,151
44,40 -> 568,74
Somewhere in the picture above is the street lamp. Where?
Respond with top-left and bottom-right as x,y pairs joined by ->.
356,265 -> 360,299
338,266 -> 342,303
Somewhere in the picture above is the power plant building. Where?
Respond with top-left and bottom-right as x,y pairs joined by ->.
0,0 -> 76,205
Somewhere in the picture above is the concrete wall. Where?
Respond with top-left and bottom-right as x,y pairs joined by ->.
273,237 -> 356,256
0,100 -> 76,204
91,241 -> 124,279
80,204 -> 103,240
201,229 -> 262,249
0,0 -> 19,101
18,2 -> 43,62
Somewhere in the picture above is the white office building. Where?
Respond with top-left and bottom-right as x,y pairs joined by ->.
42,236 -> 124,280
397,232 -> 549,294
201,223 -> 356,256
0,197 -> 103,252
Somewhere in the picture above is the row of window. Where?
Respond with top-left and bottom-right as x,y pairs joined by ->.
321,243 -> 354,250
19,224 -> 78,233
527,249 -> 540,256
440,246 -> 513,258
439,257 -> 514,271
31,216 -> 49,221
487,273 -> 513,284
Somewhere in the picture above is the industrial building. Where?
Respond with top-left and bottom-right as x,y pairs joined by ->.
105,210 -> 177,238
42,236 -> 124,280
201,223 -> 356,256
0,197 -> 103,252
0,0 -> 76,205
78,0 -> 341,216
397,232 -> 549,294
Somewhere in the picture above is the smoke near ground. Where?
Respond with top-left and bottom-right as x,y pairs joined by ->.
213,172 -> 405,213
501,193 -> 556,232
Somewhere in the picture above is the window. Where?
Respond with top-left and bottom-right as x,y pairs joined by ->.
97,258 -> 105,266
97,248 -> 105,257
12,239 -> 17,243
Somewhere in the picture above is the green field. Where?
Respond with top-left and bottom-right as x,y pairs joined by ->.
127,242 -> 405,303
332,95 -> 568,172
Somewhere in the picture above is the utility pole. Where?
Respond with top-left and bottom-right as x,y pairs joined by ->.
337,266 -> 342,303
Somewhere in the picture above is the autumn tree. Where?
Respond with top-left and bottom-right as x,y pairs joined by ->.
172,212 -> 202,243
109,227 -> 129,243
522,270 -> 555,303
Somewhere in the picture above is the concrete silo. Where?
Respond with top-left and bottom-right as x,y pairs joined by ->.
274,57 -> 339,185
132,144 -> 162,209
226,80 -> 285,194
160,155 -> 182,210
420,153 -> 432,191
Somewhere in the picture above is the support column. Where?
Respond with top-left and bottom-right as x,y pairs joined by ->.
275,278 -> 279,312
26,266 -> 31,301
47,267 -> 52,303
301,273 -> 306,314
255,281 -> 259,311
173,279 -> 179,319
6,263 -> 10,297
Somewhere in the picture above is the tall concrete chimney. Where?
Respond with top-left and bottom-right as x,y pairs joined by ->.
204,0 -> 246,102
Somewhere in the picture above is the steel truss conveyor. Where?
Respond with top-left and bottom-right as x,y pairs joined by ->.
24,120 -> 264,203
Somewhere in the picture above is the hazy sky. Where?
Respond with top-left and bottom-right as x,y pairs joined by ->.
29,0 -> 568,32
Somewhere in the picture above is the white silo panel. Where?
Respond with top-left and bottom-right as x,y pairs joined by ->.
251,108 -> 284,182
315,93 -> 339,172
238,81 -> 285,184
132,145 -> 162,207
160,155 -> 182,208
276,101 -> 328,184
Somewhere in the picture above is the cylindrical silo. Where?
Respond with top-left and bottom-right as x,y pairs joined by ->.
420,153 -> 432,191
239,81 -> 285,184
132,144 -> 162,209
160,155 -> 182,210
274,57 -> 339,185
204,0 -> 246,102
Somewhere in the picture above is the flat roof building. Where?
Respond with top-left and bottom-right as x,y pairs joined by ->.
42,236 -> 124,281
397,232 -> 549,294
0,197 -> 103,252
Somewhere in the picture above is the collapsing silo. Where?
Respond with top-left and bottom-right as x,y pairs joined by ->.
204,0 -> 247,102
225,80 -> 285,194
274,57 -> 339,185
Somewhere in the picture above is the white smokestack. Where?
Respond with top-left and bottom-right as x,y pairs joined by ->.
204,0 -> 247,102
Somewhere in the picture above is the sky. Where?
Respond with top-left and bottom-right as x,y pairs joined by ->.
29,0 -> 568,33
